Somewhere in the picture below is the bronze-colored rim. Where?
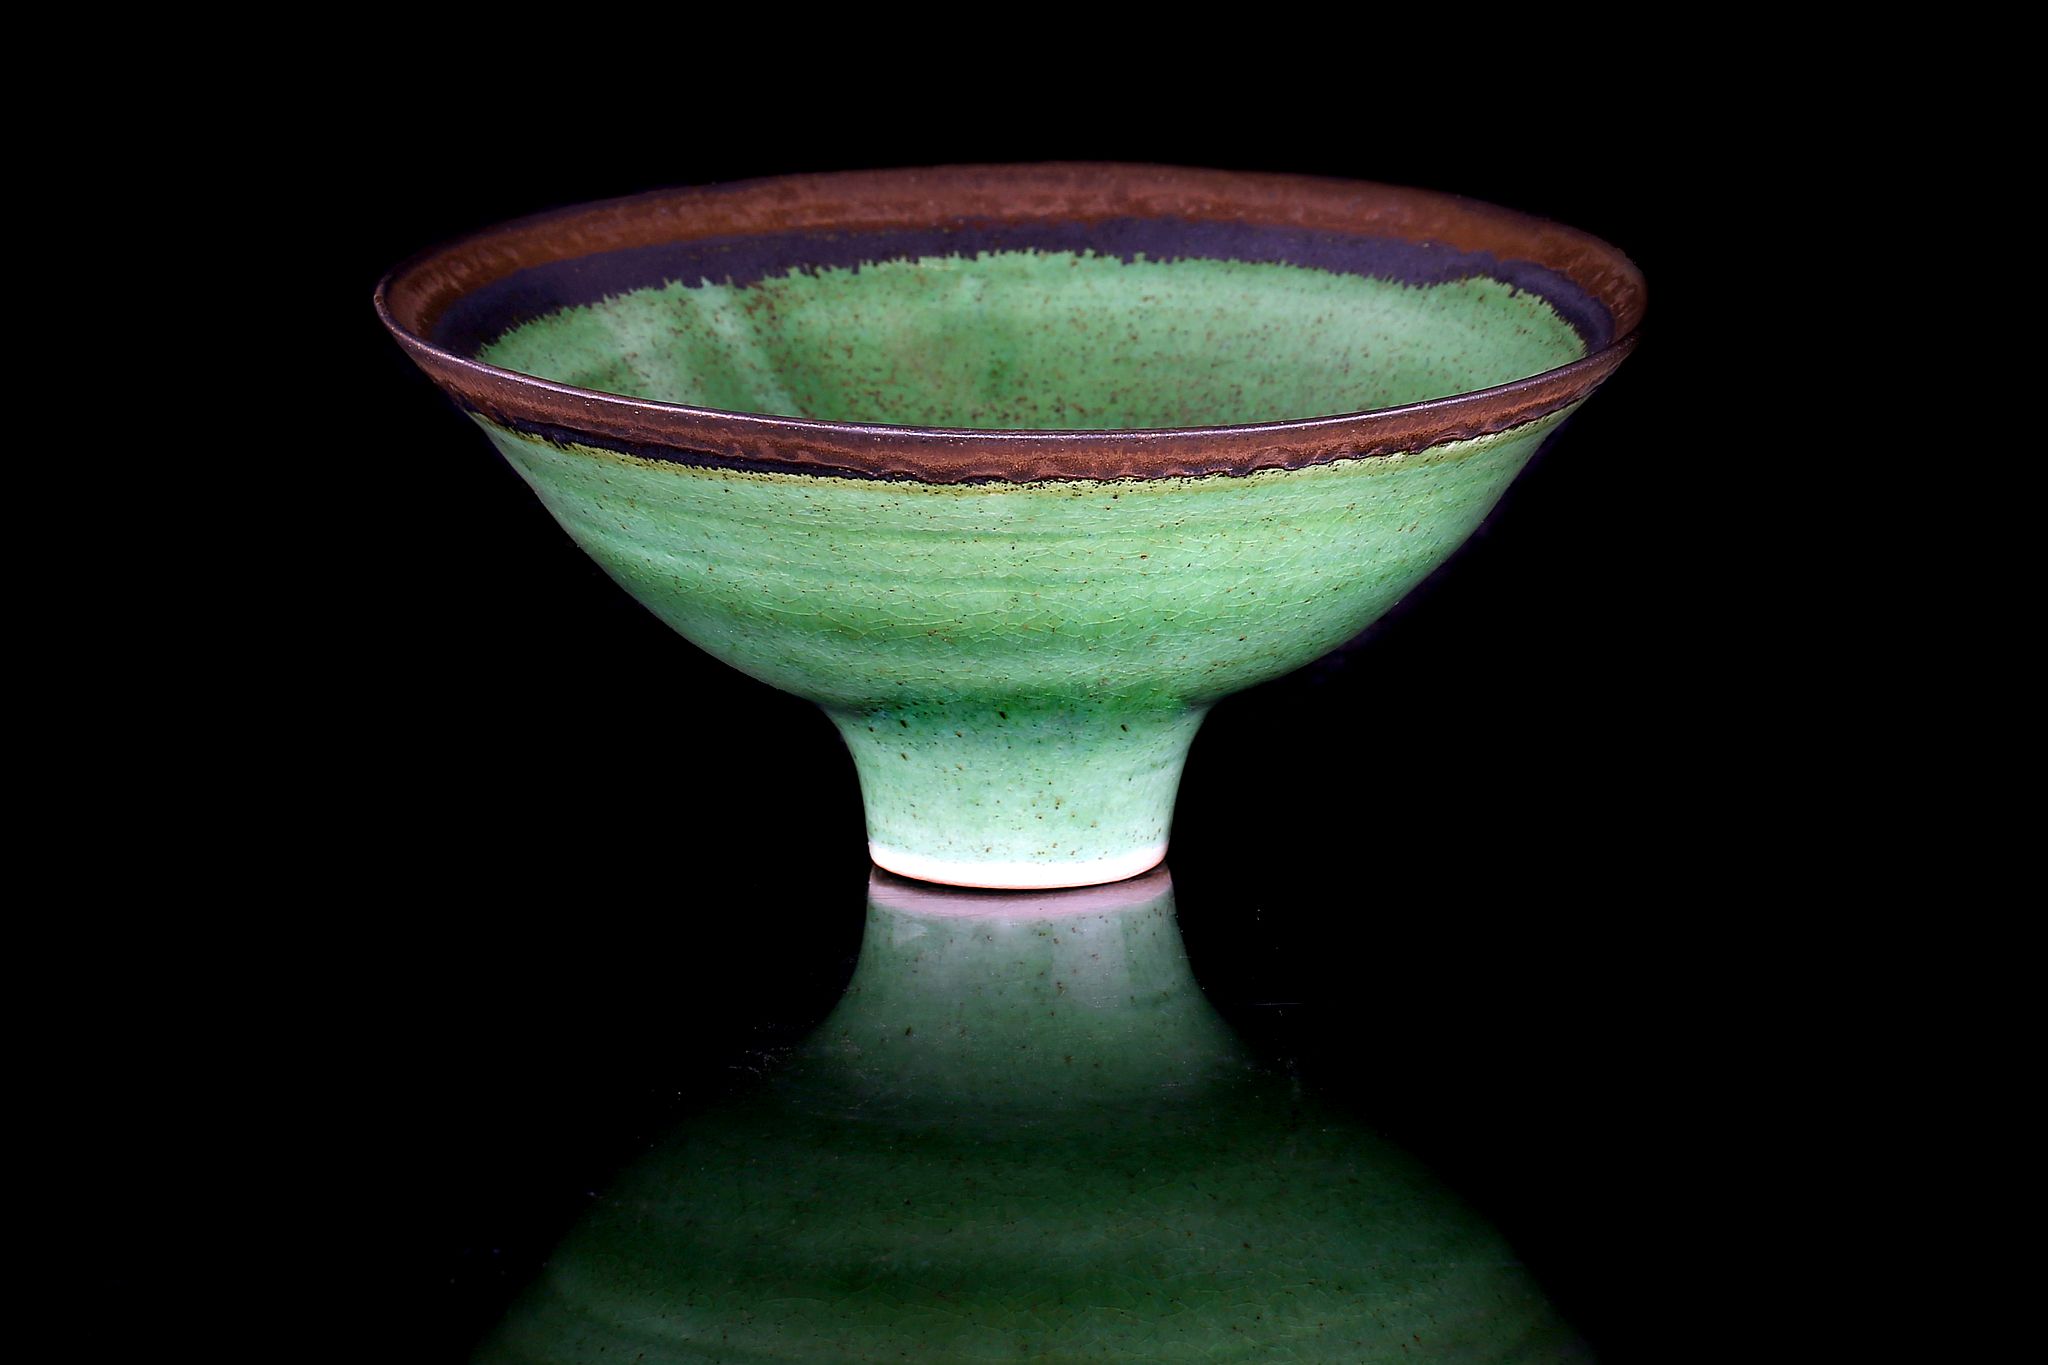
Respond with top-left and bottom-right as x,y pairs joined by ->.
375,164 -> 1644,483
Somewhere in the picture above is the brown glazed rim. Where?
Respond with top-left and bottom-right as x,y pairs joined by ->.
376,163 -> 1644,483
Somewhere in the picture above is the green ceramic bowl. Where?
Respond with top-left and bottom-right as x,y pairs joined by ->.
377,165 -> 1643,889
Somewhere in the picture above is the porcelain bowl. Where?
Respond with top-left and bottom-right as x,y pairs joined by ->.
376,164 -> 1643,888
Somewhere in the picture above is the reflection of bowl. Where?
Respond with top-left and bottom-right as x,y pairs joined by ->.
377,165 -> 1643,889
469,868 -> 1589,1363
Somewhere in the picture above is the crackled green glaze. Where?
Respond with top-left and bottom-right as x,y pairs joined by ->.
479,253 -> 1586,429
471,872 -> 1586,1363
479,409 -> 1570,885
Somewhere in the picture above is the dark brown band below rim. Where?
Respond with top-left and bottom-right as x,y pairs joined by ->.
375,164 -> 1646,484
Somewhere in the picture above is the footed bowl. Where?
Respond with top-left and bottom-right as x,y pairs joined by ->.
376,164 -> 1643,888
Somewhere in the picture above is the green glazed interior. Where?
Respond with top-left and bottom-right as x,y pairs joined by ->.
479,253 -> 1587,430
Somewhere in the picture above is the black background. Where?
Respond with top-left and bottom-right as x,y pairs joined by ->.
341,118 -> 1707,1362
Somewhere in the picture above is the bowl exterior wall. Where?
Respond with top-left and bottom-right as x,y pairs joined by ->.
474,412 -> 1570,884
478,413 -> 1565,706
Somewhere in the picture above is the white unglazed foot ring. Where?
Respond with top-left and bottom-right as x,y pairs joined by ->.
867,841 -> 1169,891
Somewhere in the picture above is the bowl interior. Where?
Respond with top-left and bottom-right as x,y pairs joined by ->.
435,218 -> 1610,432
